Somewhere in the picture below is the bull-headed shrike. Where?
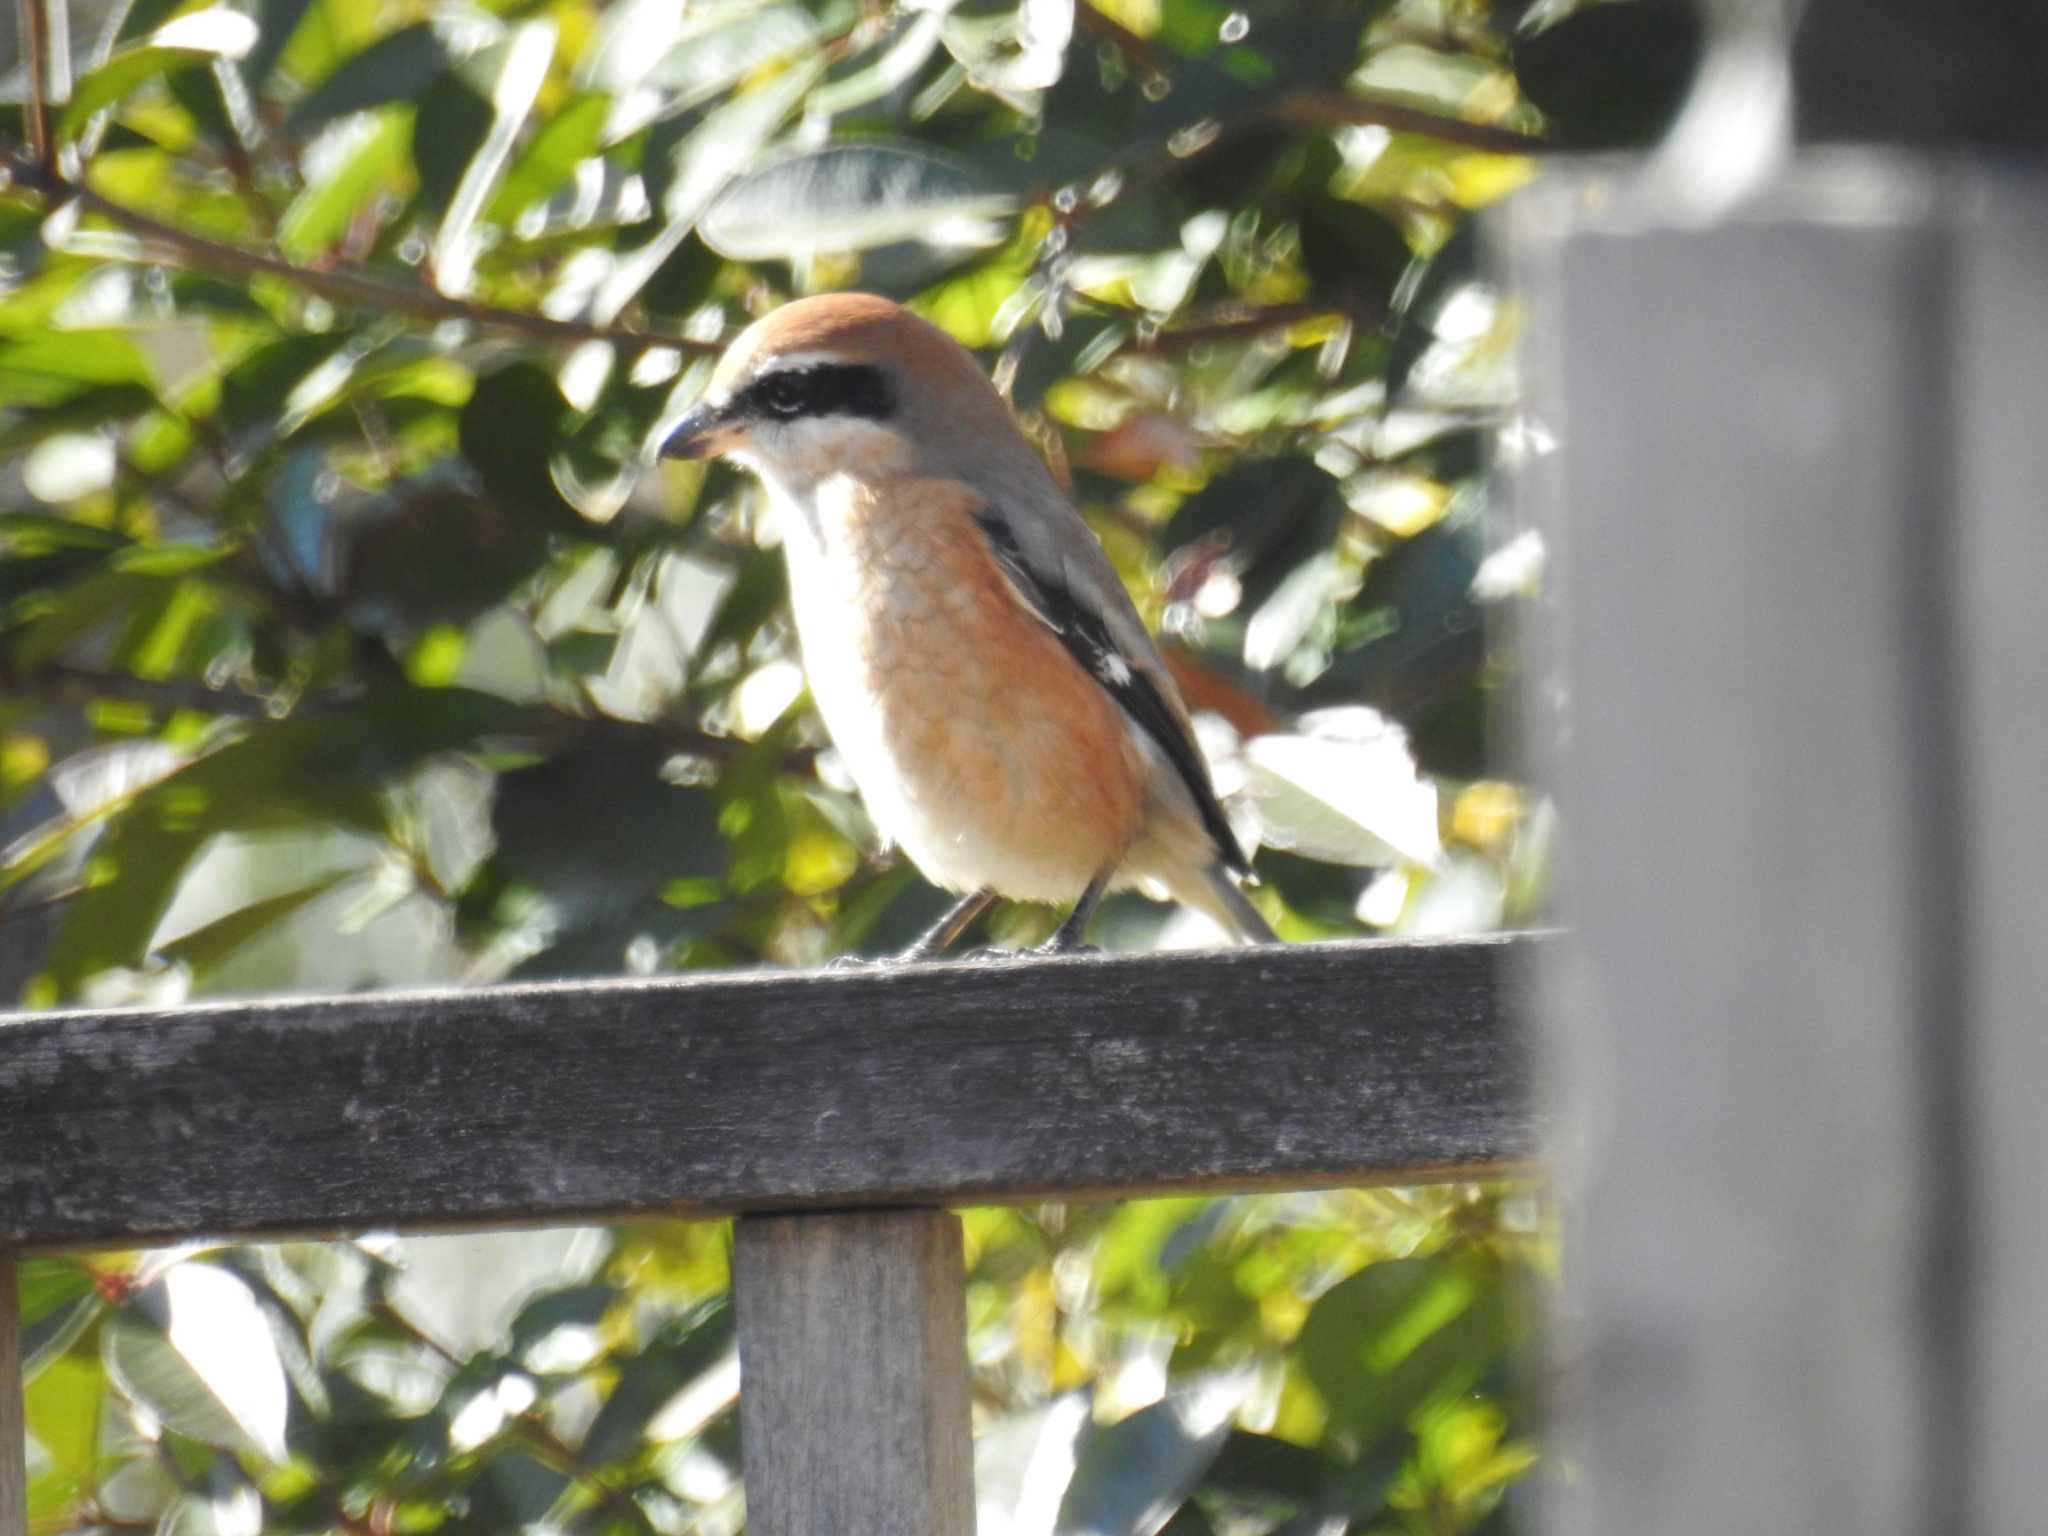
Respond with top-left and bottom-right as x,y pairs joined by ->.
662,293 -> 1275,956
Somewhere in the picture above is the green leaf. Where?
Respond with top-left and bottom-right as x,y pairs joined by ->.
580,1298 -> 733,1463
1198,1430 -> 1338,1505
594,53 -> 825,320
241,0 -> 320,90
1514,0 -> 1703,150
700,142 -> 1016,261
276,106 -> 413,261
493,746 -> 729,919
426,20 -> 557,291
413,75 -> 499,223
343,482 -> 554,629
60,10 -> 261,140
1056,1387 -> 1239,1536
0,334 -> 152,408
486,90 -> 611,228
1165,459 -> 1347,617
102,1264 -> 290,1461
156,873 -> 351,980
62,49 -> 213,139
1384,218 -> 1479,407
1297,1254 -> 1520,1455
19,1258 -> 97,1330
24,1349 -> 105,1518
284,21 -> 451,137
457,362 -> 583,531
643,3 -> 819,119
510,1281 -> 617,1368
45,687 -> 529,994
0,511 -> 129,554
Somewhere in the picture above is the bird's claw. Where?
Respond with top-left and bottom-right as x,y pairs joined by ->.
827,952 -> 898,972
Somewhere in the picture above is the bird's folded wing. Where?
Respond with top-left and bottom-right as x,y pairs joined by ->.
972,500 -> 1251,875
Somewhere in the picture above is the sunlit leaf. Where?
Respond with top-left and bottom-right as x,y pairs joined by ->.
486,90 -> 611,229
1297,1254 -> 1519,1454
701,142 -> 1016,262
156,873 -> 351,980
593,54 -> 824,320
1056,1383 -> 1243,1536
104,1264 -> 289,1459
276,107 -> 414,260
0,334 -> 152,408
283,21 -> 452,137
44,687 -> 528,994
24,1350 -> 104,1518
241,0 -> 320,89
581,1298 -> 734,1462
60,10 -> 260,139
1245,712 -> 1441,868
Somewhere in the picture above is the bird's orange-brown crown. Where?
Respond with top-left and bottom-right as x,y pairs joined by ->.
711,293 -> 996,403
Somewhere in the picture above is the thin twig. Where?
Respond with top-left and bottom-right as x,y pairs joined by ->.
1130,300 -> 1383,352
8,157 -> 719,353
19,0 -> 54,175
21,661 -> 282,719
1072,2 -> 1546,160
1071,3 -> 1174,81
13,661 -> 799,770
1273,89 -> 1546,157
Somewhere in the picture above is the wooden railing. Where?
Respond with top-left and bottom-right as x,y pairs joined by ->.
0,934 -> 1544,1534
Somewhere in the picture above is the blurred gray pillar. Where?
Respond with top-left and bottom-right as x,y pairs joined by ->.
1509,154 -> 2047,1536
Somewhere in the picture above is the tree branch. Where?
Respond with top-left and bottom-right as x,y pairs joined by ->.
19,662 -> 281,720
1130,300 -> 1383,352
1074,3 -> 1547,160
1072,3 -> 1174,82
12,662 -> 810,771
1272,89 -> 1546,157
18,0 -> 54,176
8,157 -> 720,353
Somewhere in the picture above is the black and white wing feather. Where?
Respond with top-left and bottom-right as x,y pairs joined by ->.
974,503 -> 1251,876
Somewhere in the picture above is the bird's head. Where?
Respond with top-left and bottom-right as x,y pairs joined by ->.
660,293 -> 1037,493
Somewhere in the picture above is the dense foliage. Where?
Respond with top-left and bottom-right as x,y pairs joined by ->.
0,0 -> 1696,1530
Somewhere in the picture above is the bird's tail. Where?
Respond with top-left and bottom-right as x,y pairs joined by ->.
1179,861 -> 1278,945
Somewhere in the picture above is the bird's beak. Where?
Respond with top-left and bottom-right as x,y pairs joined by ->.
660,401 -> 743,460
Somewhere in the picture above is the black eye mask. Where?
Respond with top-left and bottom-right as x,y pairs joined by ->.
739,363 -> 895,423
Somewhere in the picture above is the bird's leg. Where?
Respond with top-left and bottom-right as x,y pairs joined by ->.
898,888 -> 999,962
1040,871 -> 1112,955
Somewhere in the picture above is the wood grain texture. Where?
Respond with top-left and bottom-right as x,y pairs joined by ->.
735,1212 -> 973,1536
0,935 -> 1543,1249
1,1255 -> 24,1536
1510,156 -> 1982,1536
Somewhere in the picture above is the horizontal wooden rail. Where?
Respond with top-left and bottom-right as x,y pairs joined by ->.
0,934 -> 1544,1249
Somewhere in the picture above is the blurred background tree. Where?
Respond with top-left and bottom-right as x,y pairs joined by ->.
0,0 -> 1699,1530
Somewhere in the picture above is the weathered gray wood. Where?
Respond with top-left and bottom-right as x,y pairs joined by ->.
1,1254 -> 25,1536
0,935 -> 1544,1248
735,1211 -> 973,1536
1950,174 -> 2048,1536
1513,156 -> 1974,1536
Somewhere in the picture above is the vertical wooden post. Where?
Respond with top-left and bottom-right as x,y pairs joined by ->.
1513,161 -> 1994,1535
1,1254 -> 26,1536
734,1210 -> 974,1536
1949,177 -> 2048,1536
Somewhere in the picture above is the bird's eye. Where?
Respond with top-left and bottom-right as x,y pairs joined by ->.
758,372 -> 811,418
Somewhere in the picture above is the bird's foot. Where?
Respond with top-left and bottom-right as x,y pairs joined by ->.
828,952 -> 906,971
1031,939 -> 1102,958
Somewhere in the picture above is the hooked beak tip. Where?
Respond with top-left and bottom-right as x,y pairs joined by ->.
660,405 -> 727,461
